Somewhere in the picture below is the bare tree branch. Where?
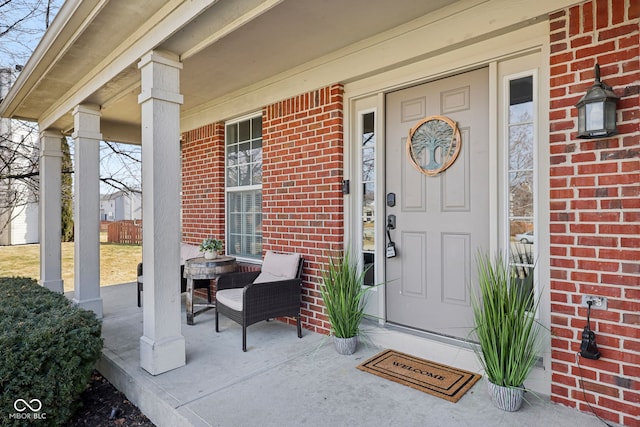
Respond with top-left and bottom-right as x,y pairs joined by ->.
0,1 -> 141,243
0,0 -> 61,65
100,141 -> 141,195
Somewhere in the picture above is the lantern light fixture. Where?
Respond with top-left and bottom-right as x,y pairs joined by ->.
575,63 -> 619,139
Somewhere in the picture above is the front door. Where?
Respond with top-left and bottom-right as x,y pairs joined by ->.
385,67 -> 490,340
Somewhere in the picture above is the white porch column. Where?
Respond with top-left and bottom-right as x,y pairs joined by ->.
39,130 -> 64,293
138,50 -> 185,375
71,104 -> 103,318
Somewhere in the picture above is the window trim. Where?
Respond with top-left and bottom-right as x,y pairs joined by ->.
347,94 -> 383,313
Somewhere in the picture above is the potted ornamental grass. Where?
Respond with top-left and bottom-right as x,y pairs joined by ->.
471,250 -> 543,411
320,249 -> 373,355
199,237 -> 224,259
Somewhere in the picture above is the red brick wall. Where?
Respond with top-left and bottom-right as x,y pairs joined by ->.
181,123 -> 226,246
180,85 -> 344,335
549,1 -> 639,425
263,84 -> 345,334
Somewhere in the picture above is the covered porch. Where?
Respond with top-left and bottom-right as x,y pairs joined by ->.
2,0 -> 638,424
95,282 -> 608,427
0,0 -> 579,377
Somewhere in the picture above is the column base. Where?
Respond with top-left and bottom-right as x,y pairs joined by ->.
41,279 -> 64,294
72,296 -> 104,319
140,335 -> 186,375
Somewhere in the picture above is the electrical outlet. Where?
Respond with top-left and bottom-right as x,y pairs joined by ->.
581,295 -> 608,310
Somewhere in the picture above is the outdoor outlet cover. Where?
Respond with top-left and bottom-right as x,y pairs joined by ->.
580,295 -> 608,310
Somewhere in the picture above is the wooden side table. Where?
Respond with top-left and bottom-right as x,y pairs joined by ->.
183,256 -> 236,325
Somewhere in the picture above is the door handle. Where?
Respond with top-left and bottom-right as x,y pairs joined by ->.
387,214 -> 396,230
386,215 -> 397,258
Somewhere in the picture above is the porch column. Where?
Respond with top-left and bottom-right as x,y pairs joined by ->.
39,130 -> 63,293
71,104 -> 103,318
138,50 -> 185,375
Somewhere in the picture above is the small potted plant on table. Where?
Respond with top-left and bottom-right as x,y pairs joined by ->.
199,237 -> 223,260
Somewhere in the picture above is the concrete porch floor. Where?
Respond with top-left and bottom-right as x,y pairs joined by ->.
94,282 -> 609,427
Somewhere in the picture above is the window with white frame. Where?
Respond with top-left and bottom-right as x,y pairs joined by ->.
506,74 -> 536,297
226,115 -> 262,260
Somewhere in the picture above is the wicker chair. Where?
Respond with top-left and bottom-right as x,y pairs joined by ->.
215,251 -> 304,351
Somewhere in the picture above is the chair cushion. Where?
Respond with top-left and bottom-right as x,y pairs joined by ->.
216,288 -> 243,311
253,251 -> 301,284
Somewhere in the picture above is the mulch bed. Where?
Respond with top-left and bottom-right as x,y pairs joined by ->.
65,371 -> 155,427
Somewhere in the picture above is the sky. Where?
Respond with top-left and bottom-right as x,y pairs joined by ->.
1,0 -> 141,195
0,0 -> 63,68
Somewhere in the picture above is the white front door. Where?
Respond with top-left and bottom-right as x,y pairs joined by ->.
385,67 -> 490,340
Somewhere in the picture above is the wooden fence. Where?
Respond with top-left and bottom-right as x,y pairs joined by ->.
107,220 -> 142,245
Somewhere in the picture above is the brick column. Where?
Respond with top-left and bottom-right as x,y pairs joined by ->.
548,2 -> 639,425
263,84 -> 345,335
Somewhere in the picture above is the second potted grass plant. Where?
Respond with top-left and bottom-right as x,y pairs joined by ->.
320,249 -> 373,355
471,250 -> 543,411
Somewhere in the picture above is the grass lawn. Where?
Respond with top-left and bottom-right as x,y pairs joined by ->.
0,234 -> 141,292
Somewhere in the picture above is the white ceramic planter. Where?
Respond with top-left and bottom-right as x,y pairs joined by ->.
204,251 -> 218,260
333,336 -> 358,355
487,380 -> 524,412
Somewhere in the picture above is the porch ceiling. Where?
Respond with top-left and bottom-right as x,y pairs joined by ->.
0,0 -> 452,140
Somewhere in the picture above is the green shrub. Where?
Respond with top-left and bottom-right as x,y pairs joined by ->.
0,277 -> 103,426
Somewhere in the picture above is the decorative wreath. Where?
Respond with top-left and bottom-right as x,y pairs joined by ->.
406,115 -> 461,176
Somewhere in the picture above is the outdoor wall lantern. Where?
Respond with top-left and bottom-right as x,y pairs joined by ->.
576,63 -> 619,139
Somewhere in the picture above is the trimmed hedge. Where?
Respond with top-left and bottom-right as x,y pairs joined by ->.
0,277 -> 103,426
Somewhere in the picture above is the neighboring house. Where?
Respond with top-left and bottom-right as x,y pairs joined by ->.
0,200 -> 39,245
0,1 -> 637,425
100,190 -> 142,222
0,67 -> 39,245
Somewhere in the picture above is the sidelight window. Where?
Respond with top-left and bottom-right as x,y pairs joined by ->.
506,74 -> 536,294
360,111 -> 376,285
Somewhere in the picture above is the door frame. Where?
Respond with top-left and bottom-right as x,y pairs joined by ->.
343,22 -> 551,394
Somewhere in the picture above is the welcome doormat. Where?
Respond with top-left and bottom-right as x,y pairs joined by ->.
357,349 -> 481,403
